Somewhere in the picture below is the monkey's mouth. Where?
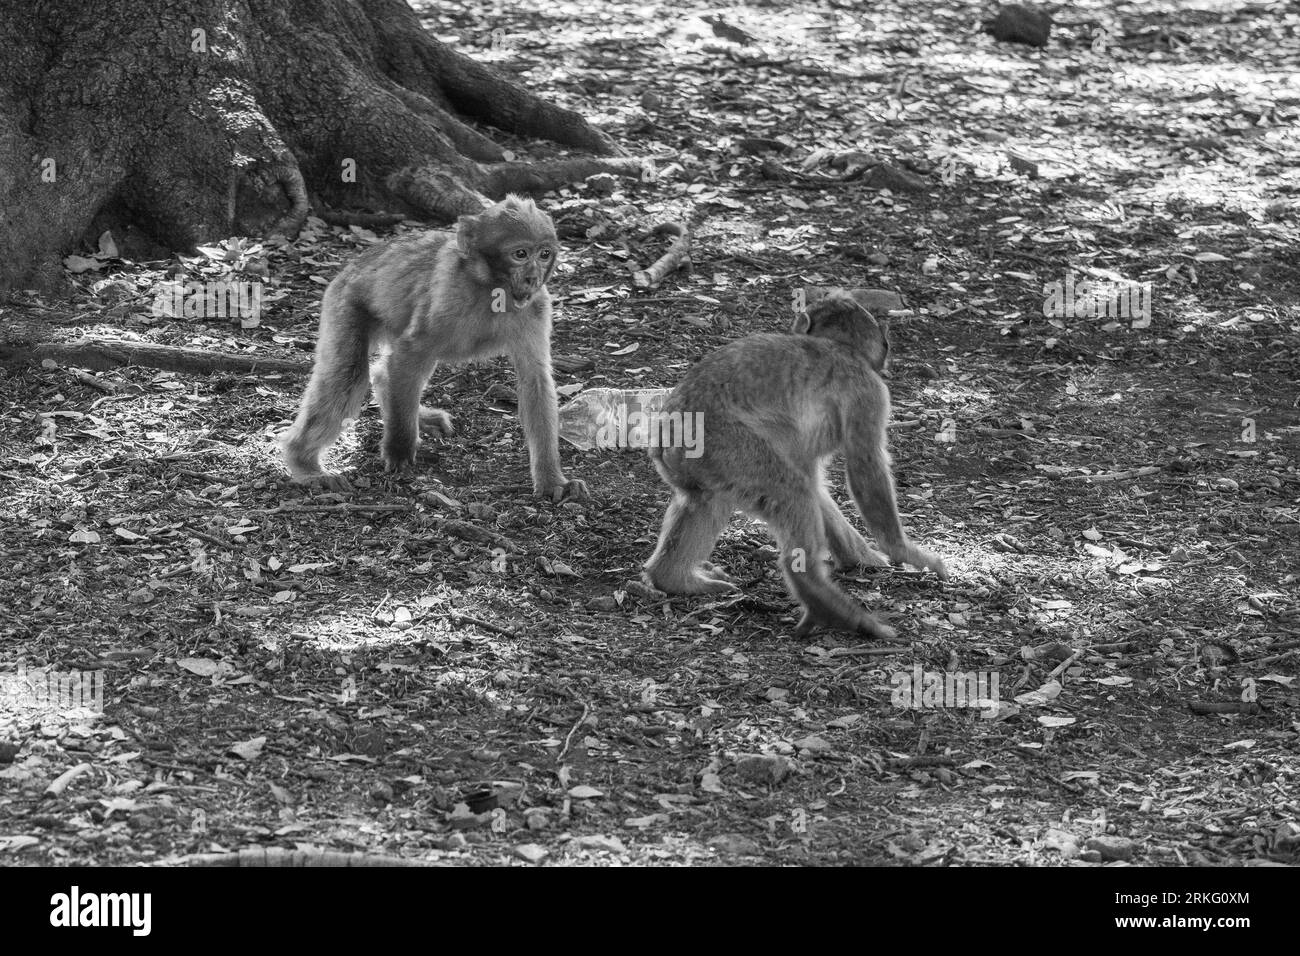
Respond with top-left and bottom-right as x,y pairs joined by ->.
511,292 -> 535,309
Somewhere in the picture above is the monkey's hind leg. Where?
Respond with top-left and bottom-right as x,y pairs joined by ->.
755,491 -> 898,642
372,350 -> 438,476
280,315 -> 372,491
844,432 -> 949,580
643,490 -> 738,595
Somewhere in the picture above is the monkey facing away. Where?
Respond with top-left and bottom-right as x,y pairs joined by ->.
643,290 -> 948,641
279,195 -> 587,502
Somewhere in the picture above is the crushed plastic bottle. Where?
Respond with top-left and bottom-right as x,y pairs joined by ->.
557,387 -> 672,451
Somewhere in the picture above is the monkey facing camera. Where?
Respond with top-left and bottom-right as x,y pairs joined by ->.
643,290 -> 948,641
279,195 -> 587,503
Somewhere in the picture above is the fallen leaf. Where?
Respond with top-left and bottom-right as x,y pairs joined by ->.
228,736 -> 266,760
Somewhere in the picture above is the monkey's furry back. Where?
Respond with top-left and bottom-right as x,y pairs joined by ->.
656,332 -> 890,469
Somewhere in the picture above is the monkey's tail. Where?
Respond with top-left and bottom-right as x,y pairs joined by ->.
280,298 -> 375,478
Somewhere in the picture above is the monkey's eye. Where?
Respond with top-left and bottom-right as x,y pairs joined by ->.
512,248 -> 529,261
539,249 -> 553,261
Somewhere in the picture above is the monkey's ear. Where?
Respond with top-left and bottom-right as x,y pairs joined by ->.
455,213 -> 481,257
791,311 -> 812,334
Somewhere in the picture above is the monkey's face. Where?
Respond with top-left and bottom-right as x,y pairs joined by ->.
496,238 -> 558,309
456,195 -> 560,312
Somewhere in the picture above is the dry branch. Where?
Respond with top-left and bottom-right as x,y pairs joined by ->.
1,338 -> 308,376
632,223 -> 691,290
1,314 -> 308,375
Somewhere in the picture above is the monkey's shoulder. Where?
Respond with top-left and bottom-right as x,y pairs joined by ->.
686,332 -> 859,380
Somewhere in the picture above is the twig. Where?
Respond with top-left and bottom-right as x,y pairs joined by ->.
186,528 -> 236,550
255,503 -> 412,514
1087,641 -> 1137,655
632,223 -> 690,290
1189,701 -> 1261,716
66,368 -> 115,393
44,762 -> 93,798
557,702 -> 591,764
175,468 -> 239,486
886,755 -> 956,770
446,613 -> 518,639
1062,466 -> 1162,482
1047,651 -> 1083,681
828,645 -> 909,657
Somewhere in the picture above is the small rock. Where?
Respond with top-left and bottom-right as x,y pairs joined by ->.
0,742 -> 19,764
1086,835 -> 1137,862
129,588 -> 155,605
735,754 -> 793,786
708,833 -> 763,857
1079,849 -> 1103,863
514,843 -> 548,864
639,90 -> 662,111
1042,828 -> 1081,858
699,772 -> 725,794
584,174 -> 617,197
986,4 -> 1052,48
759,158 -> 791,182
792,735 -> 832,754
525,809 -> 551,831
585,595 -> 619,612
572,834 -> 626,854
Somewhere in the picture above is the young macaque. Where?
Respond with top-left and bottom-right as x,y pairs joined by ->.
643,290 -> 948,640
279,195 -> 587,502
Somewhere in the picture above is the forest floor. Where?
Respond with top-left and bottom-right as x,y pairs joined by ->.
1,0 -> 1298,867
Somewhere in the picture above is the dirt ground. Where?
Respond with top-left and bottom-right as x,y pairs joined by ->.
1,0 -> 1298,867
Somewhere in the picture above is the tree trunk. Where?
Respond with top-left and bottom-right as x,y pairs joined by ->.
0,0 -> 643,290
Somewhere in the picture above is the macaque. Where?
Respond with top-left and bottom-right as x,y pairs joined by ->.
643,290 -> 948,640
279,195 -> 587,502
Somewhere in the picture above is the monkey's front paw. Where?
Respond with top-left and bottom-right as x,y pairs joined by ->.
858,616 -> 899,642
292,472 -> 353,493
642,566 -> 737,596
838,546 -> 890,571
544,478 -> 589,503
381,450 -> 418,477
690,575 -> 740,595
418,407 -> 455,438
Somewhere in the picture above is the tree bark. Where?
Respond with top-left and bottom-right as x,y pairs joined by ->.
0,0 -> 640,290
